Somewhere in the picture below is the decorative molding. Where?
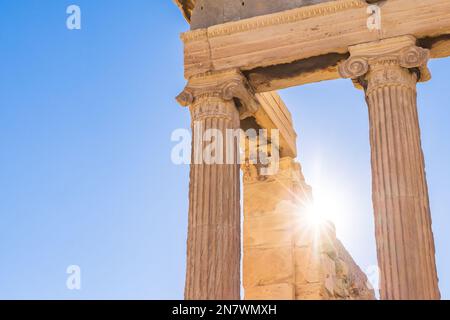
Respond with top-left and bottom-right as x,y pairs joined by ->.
181,0 -> 366,42
180,29 -> 207,42
208,0 -> 366,38
365,60 -> 419,95
190,96 -> 237,122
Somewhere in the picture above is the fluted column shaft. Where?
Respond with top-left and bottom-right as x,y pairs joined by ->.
339,36 -> 440,300
184,95 -> 241,300
366,65 -> 439,300
177,70 -> 253,300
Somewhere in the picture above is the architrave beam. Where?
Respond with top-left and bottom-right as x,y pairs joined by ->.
181,0 -> 450,89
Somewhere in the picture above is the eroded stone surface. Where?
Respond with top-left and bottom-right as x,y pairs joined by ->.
245,283 -> 295,300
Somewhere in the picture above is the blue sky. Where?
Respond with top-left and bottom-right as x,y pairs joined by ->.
0,1 -> 449,299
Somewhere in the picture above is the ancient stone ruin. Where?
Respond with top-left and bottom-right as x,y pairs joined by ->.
173,0 -> 449,300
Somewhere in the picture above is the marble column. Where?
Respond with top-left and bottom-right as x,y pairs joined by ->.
177,70 -> 258,300
339,36 -> 440,300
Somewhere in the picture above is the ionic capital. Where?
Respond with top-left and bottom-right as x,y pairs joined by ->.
338,36 -> 431,91
176,69 -> 259,119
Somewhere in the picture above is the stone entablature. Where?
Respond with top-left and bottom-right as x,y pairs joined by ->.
179,0 -> 450,90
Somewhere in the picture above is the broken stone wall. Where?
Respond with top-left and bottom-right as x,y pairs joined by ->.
243,157 -> 375,300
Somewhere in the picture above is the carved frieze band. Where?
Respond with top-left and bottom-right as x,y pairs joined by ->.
180,0 -> 366,42
176,69 -> 259,118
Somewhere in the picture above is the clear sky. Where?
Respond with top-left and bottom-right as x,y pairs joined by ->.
0,1 -> 449,300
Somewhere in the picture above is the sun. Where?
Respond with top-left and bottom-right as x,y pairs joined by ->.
304,201 -> 325,228
297,184 -> 347,253
303,184 -> 347,229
